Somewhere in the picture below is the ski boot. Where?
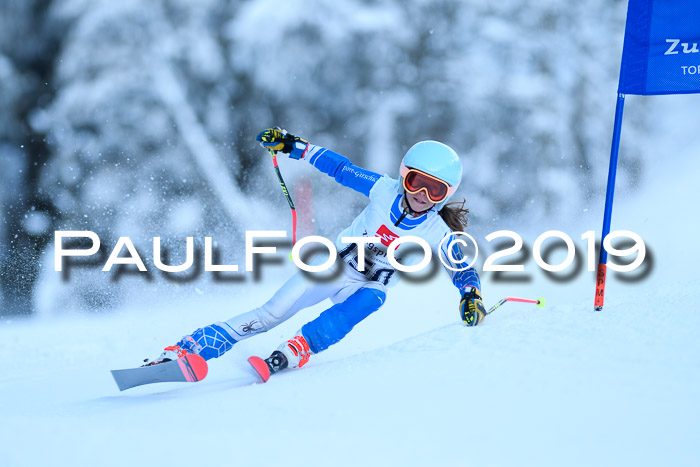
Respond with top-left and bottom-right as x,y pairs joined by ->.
142,336 -> 201,366
248,333 -> 312,382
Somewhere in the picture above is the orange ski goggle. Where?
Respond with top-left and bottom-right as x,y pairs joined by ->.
400,167 -> 455,203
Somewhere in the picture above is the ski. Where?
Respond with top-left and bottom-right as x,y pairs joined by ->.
111,354 -> 208,391
247,356 -> 272,383
248,349 -> 293,383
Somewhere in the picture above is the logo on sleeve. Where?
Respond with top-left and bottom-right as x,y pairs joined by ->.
376,225 -> 400,247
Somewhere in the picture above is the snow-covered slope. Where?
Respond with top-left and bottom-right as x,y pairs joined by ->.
2,273 -> 698,467
2,96 -> 700,467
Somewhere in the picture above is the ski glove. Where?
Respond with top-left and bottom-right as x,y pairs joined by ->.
256,127 -> 308,158
460,287 -> 486,326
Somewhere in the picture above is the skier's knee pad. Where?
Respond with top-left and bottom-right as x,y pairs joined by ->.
302,286 -> 386,353
182,322 -> 237,360
343,287 -> 386,322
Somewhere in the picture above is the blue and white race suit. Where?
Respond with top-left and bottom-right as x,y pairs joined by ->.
185,144 -> 481,358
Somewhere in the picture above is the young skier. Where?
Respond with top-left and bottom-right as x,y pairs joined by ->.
145,128 -> 486,379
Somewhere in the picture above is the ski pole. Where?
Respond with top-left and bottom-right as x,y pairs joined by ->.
267,148 -> 298,245
486,296 -> 545,315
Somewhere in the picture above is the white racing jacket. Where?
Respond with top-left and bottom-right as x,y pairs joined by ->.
292,143 -> 481,292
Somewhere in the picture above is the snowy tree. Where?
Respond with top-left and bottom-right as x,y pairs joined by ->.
227,0 -> 647,229
30,0 -> 285,312
0,0 -> 60,316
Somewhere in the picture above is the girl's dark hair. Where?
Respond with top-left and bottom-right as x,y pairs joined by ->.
438,198 -> 470,232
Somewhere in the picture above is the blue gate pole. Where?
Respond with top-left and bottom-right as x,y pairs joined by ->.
595,93 -> 626,311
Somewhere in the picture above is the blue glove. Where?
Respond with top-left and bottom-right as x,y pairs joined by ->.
460,287 -> 486,326
256,127 -> 308,157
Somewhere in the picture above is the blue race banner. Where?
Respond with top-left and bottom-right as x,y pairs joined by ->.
619,0 -> 700,95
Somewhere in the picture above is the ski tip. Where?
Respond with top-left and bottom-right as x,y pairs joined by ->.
178,354 -> 209,382
536,297 -> 546,308
110,369 -> 130,391
247,356 -> 270,383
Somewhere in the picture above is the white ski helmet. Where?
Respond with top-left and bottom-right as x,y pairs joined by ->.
398,140 -> 463,211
